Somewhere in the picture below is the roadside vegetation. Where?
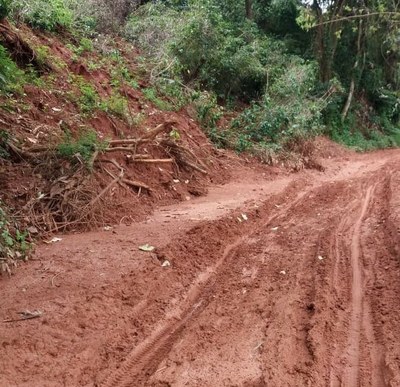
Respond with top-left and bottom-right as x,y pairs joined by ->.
1,0 -> 398,152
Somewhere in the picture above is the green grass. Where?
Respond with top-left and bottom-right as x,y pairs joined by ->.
330,127 -> 400,151
57,129 -> 108,168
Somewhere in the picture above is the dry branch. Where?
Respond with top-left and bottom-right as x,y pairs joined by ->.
108,139 -> 143,146
105,146 -> 137,153
8,143 -> 40,160
108,121 -> 176,147
122,178 -> 151,191
139,120 -> 176,141
97,159 -> 152,191
132,158 -> 173,163
161,139 -> 208,175
179,159 -> 208,175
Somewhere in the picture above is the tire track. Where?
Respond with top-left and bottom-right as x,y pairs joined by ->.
100,235 -> 249,387
341,185 -> 375,386
101,161 -> 400,387
333,182 -> 389,387
101,188 -> 313,387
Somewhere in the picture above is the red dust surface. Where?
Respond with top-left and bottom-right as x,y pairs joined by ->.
1,148 -> 400,387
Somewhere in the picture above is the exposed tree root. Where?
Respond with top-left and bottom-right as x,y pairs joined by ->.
0,20 -> 53,72
7,120 -> 208,234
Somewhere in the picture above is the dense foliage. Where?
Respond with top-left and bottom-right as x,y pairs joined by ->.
124,0 -> 399,151
1,0 -> 399,151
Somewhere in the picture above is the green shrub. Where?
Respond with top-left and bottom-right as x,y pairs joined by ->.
57,129 -> 108,167
0,0 -> 12,19
125,3 -> 285,101
0,45 -> 25,94
329,113 -> 400,152
101,92 -> 129,120
68,75 -> 100,113
193,91 -> 225,146
230,58 -> 325,151
11,0 -> 73,31
67,38 -> 94,56
143,87 -> 174,111
0,203 -> 31,274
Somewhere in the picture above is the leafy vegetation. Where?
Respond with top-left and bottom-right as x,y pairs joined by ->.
57,129 -> 108,167
0,45 -> 25,94
0,0 -> 12,20
10,0 -> 73,31
0,0 -> 397,154
101,92 -> 129,120
0,202 -> 31,274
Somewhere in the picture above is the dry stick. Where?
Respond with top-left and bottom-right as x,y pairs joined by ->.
103,167 -> 127,190
23,145 -> 54,153
179,145 -> 208,169
8,143 -> 38,160
98,159 -> 152,191
99,158 -> 124,171
88,168 -> 124,208
88,150 -> 99,170
179,159 -> 208,175
140,121 -> 177,141
105,146 -> 137,153
3,311 -> 42,323
132,158 -> 173,163
161,139 -> 209,173
108,116 -> 124,138
108,139 -> 148,146
122,178 -> 151,191
107,121 -> 176,147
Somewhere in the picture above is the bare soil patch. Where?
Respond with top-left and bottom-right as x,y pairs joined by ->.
1,149 -> 400,387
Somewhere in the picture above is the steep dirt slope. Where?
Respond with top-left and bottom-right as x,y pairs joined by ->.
1,149 -> 400,387
0,21 -> 230,236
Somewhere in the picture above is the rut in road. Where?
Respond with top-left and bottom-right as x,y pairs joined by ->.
2,152 -> 400,387
101,184 -> 311,387
113,160 -> 400,387
100,160 -> 400,387
338,185 -> 377,386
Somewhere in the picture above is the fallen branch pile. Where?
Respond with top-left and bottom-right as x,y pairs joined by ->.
9,121 -> 209,234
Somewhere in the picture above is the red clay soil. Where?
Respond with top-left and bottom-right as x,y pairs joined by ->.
0,25 -> 232,233
1,147 -> 400,387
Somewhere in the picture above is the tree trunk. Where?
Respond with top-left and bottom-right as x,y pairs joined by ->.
245,0 -> 253,20
342,20 -> 363,120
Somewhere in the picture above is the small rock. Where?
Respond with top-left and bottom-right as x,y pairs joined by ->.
28,226 -> 39,235
139,244 -> 155,252
162,260 -> 171,267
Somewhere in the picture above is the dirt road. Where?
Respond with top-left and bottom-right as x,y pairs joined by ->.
1,149 -> 400,387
